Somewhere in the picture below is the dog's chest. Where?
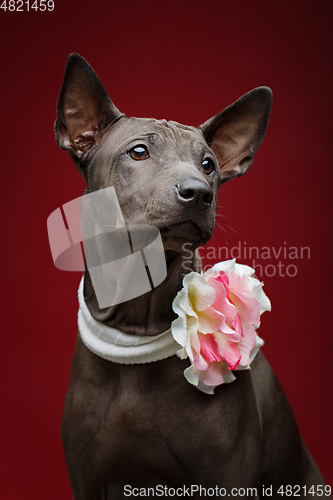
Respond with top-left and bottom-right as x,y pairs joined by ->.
65,345 -> 263,489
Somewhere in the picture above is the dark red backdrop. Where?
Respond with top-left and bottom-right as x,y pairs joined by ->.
1,0 -> 332,497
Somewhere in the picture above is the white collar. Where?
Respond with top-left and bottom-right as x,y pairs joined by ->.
77,278 -> 179,364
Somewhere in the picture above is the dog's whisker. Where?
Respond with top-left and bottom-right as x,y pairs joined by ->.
215,212 -> 234,223
212,226 -> 229,247
214,221 -> 228,234
215,216 -> 239,236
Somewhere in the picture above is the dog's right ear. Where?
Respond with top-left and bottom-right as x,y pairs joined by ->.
55,53 -> 122,162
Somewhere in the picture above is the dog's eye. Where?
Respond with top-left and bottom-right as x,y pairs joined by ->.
202,158 -> 215,174
129,145 -> 149,161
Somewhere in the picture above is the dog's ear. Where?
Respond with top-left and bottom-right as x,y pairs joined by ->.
55,53 -> 122,161
200,87 -> 272,183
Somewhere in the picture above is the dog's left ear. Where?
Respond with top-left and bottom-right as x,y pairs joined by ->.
200,87 -> 272,183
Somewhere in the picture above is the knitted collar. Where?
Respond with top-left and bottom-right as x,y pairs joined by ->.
77,278 -> 179,364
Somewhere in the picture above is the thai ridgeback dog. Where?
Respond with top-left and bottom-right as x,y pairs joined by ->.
55,54 -> 327,499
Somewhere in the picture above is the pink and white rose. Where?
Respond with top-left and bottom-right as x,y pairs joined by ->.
171,259 -> 271,394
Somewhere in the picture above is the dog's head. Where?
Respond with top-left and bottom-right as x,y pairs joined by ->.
55,54 -> 272,252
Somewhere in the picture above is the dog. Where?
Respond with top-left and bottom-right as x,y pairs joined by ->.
55,54 -> 327,499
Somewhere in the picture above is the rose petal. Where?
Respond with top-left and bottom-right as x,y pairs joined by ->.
184,364 -> 201,386
197,380 -> 216,395
193,331 -> 210,370
214,334 -> 241,369
184,272 -> 216,311
189,282 -> 216,312
192,331 -> 213,371
215,271 -> 229,294
176,347 -> 187,360
219,318 -> 243,342
221,364 -> 237,384
231,313 -> 243,337
233,262 -> 255,277
189,330 -> 201,362
251,278 -> 271,314
249,333 -> 265,363
177,289 -> 198,318
197,308 -> 223,334
198,332 -> 222,363
206,259 -> 236,278
229,289 -> 260,326
194,354 -> 210,371
208,279 -> 238,324
202,361 -> 224,386
238,333 -> 265,370
173,289 -> 194,319
237,323 -> 257,367
171,315 -> 187,349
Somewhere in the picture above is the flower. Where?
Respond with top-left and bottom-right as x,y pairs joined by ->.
171,259 -> 271,394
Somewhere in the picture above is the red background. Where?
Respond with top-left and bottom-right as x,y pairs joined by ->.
1,0 -> 332,497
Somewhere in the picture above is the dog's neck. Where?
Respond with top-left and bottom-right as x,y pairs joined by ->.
83,249 -> 201,336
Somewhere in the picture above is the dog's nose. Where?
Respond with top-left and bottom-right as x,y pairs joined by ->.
176,179 -> 214,209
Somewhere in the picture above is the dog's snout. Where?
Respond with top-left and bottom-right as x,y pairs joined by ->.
176,179 -> 214,208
